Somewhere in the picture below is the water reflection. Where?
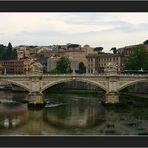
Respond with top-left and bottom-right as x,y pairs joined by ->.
0,90 -> 148,135
44,98 -> 105,128
0,91 -> 106,135
0,104 -> 28,129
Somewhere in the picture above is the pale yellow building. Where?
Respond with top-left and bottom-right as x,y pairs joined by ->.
16,46 -> 30,59
55,47 -> 96,67
24,59 -> 34,73
86,53 -> 98,73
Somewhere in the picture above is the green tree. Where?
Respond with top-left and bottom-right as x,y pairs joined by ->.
5,42 -> 13,59
48,69 -> 58,74
94,47 -> 103,53
0,43 -> 17,60
125,45 -> 148,70
67,44 -> 80,49
0,44 -> 7,60
143,40 -> 148,44
56,57 -> 72,74
12,48 -> 17,59
110,47 -> 117,54
76,62 -> 86,74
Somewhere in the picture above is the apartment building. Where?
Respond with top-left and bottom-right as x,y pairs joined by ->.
24,59 -> 34,73
1,59 -> 34,74
86,53 -> 98,73
2,60 -> 24,74
86,53 -> 123,74
16,46 -> 30,59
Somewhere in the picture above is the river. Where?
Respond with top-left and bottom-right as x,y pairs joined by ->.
0,90 -> 148,135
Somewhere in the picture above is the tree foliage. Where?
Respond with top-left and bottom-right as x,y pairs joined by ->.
12,48 -> 17,59
94,47 -> 103,53
56,57 -> 72,74
0,44 -> 7,60
143,40 -> 148,44
110,47 -> 117,54
0,42 -> 17,60
125,45 -> 148,70
8,42 -> 13,51
48,68 -> 58,74
67,44 -> 80,49
76,62 -> 86,74
5,42 -> 13,59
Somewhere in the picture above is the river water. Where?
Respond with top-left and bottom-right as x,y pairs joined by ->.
0,90 -> 148,135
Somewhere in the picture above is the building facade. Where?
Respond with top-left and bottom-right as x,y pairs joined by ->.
48,45 -> 96,68
1,59 -> 34,74
86,53 -> 98,74
16,46 -> 30,60
118,44 -> 148,56
117,44 -> 148,69
24,59 -> 34,73
47,57 -> 80,73
97,53 -> 123,73
0,63 -> 4,74
86,53 -> 123,74
47,57 -> 59,72
2,60 -> 24,74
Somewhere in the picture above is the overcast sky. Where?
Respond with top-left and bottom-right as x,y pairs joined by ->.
0,13 -> 148,52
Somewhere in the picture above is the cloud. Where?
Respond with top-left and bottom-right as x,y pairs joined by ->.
0,13 -> 148,50
0,33 -> 5,36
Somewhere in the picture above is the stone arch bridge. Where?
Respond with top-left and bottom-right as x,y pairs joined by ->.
0,74 -> 147,104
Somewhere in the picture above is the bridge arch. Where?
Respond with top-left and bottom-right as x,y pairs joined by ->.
0,80 -> 30,92
42,78 -> 108,92
118,79 -> 148,92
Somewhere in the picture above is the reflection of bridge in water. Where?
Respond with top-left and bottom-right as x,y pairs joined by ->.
0,74 -> 147,104
0,100 -> 105,135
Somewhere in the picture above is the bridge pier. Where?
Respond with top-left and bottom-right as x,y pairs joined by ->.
105,92 -> 119,104
27,92 -> 45,106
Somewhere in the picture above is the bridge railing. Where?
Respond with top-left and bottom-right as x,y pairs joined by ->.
0,73 -> 147,77
42,73 -> 108,77
118,73 -> 148,77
